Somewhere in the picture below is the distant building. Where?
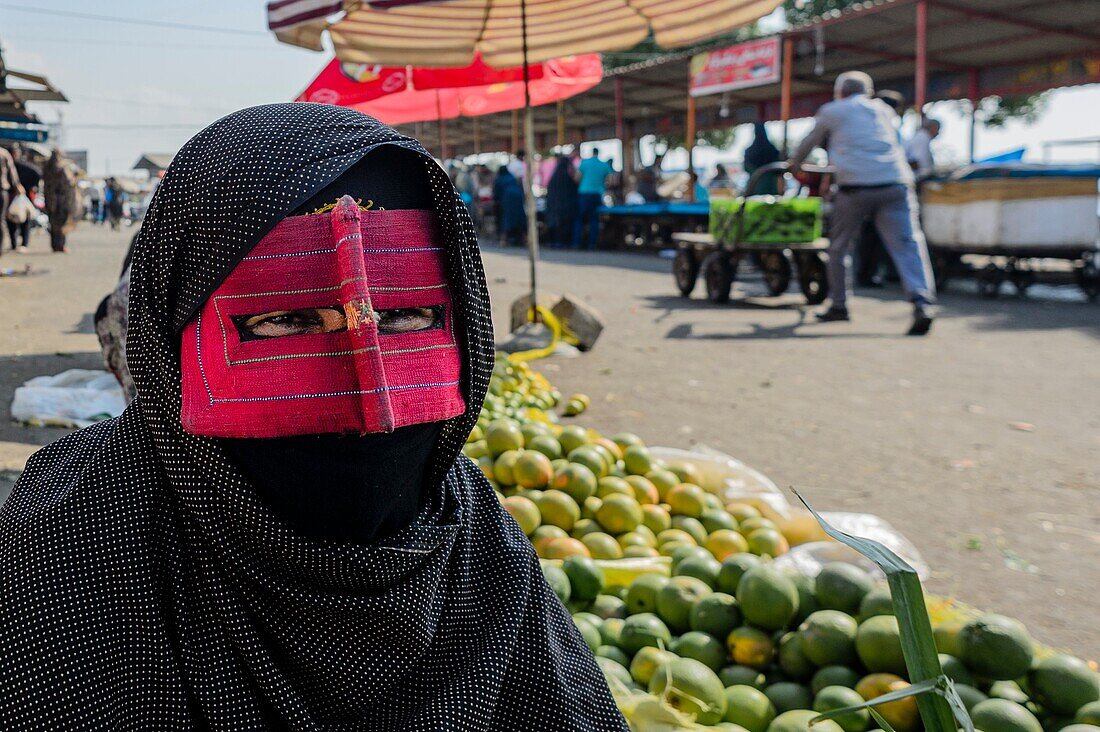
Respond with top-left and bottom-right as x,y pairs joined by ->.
65,149 -> 89,172
0,51 -> 67,145
132,153 -> 174,177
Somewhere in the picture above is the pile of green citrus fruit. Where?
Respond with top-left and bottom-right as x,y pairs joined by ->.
467,358 -> 794,563
479,357 -> 1100,731
546,557 -> 1100,731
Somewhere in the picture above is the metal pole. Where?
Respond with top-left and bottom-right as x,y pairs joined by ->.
686,91 -> 697,203
915,0 -> 928,121
967,68 -> 979,164
781,36 -> 794,156
556,100 -> 566,148
435,91 -> 447,159
521,0 -> 540,322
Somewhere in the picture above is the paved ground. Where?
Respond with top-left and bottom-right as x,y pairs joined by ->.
2,223 -> 1098,659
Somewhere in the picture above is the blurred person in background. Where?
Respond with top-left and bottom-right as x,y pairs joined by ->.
0,145 -> 25,252
5,146 -> 39,252
106,177 -> 125,229
906,118 -> 941,181
635,152 -> 663,203
572,146 -> 614,249
507,149 -> 526,180
789,71 -> 935,335
544,154 -> 578,248
743,122 -> 782,195
857,89 -> 907,287
43,149 -> 77,253
708,163 -> 733,191
493,163 -> 526,247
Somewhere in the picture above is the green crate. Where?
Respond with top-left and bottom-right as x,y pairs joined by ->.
710,196 -> 823,245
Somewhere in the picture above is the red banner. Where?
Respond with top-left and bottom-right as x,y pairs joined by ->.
690,37 -> 781,98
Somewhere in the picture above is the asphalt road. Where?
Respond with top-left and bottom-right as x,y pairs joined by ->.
2,223 -> 1097,659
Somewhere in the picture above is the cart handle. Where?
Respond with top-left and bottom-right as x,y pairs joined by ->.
742,161 -> 833,199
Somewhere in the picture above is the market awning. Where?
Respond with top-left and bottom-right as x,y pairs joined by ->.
419,0 -> 1100,155
347,55 -> 602,125
269,0 -> 782,68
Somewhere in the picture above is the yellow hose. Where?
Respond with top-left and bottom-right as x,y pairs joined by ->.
506,305 -> 562,363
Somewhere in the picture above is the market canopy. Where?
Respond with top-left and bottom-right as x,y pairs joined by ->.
417,0 -> 1100,155
297,54 -> 602,125
269,0 -> 783,68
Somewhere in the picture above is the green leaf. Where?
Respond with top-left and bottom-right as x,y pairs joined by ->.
868,708 -> 899,732
794,491 -> 961,732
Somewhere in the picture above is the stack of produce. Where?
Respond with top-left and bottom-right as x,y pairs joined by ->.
465,359 -> 794,564
472,357 -> 1100,730
548,557 -> 1100,732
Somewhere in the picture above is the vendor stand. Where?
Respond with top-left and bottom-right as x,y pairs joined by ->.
600,201 -> 710,250
922,164 -> 1100,300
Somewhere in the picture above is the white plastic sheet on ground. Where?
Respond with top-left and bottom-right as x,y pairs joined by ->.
10,369 -> 125,429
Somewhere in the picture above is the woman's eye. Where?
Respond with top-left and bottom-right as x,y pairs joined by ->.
377,307 -> 441,335
239,308 -> 346,338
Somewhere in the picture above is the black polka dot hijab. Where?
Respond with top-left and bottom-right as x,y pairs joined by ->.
0,103 -> 627,731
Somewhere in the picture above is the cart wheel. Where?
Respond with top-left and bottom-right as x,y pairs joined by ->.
931,252 -> 956,291
759,250 -> 792,296
977,263 -> 1003,299
1077,260 -> 1100,302
673,249 -> 700,297
702,252 -> 736,304
1005,261 -> 1035,297
797,252 -> 830,305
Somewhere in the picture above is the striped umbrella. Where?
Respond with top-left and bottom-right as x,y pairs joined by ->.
269,0 -> 781,323
269,0 -> 781,68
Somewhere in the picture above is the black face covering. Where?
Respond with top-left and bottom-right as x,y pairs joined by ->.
221,148 -> 439,544
222,423 -> 442,543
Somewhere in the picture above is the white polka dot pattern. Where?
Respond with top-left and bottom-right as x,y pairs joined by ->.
0,103 -> 627,731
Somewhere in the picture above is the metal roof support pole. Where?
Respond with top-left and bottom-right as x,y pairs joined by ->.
781,36 -> 794,155
686,91 -> 697,202
556,101 -> 566,148
915,0 -> 928,121
615,77 -> 626,174
967,68 -> 979,163
474,116 -> 482,156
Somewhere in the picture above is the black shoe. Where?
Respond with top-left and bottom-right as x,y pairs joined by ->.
815,307 -> 850,322
907,305 -> 933,336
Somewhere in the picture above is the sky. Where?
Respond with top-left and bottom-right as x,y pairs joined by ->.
3,1 -> 1098,177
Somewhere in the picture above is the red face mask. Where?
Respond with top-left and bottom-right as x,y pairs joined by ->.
180,196 -> 465,438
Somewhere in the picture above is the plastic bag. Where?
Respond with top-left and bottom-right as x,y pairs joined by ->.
6,194 -> 34,224
649,445 -> 791,517
772,512 -> 930,580
10,369 -> 125,429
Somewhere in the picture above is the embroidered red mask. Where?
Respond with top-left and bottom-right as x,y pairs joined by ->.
180,196 -> 465,438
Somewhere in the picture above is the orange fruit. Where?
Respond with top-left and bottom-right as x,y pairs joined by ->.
541,536 -> 592,559
596,493 -> 643,534
582,532 -> 624,559
502,495 -> 540,535
746,527 -> 790,557
641,504 -> 672,534
513,450 -> 554,489
625,475 -> 660,505
705,529 -> 750,561
666,483 -> 708,518
536,489 -> 581,532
